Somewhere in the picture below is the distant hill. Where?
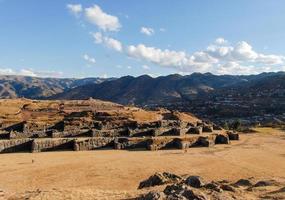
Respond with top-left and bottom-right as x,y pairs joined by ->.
51,71 -> 285,121
0,75 -> 113,99
52,72 -> 285,105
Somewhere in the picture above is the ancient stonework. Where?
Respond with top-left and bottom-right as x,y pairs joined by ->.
0,99 -> 239,153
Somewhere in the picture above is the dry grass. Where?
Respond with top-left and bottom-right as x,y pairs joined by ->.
253,127 -> 285,136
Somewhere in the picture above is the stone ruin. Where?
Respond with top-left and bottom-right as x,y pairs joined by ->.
0,99 -> 240,153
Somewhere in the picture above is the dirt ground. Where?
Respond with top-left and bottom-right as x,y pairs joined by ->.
0,128 -> 284,199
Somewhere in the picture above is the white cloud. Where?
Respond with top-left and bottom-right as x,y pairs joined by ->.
92,32 -> 122,52
104,37 -> 122,52
159,28 -> 166,32
256,54 -> 284,65
127,66 -> 132,69
85,5 -> 121,32
215,62 -> 257,75
19,69 -> 37,76
140,27 -> 155,36
0,68 -> 63,77
206,45 -> 233,58
100,74 -> 108,78
67,4 -> 82,16
147,73 -> 161,78
127,44 -> 188,68
215,37 -> 228,45
142,65 -> 150,70
0,68 -> 15,75
126,38 -> 285,75
83,54 -> 96,64
231,41 -> 258,61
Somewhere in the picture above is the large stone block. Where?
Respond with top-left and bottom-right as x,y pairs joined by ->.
31,139 -> 74,153
175,139 -> 190,149
202,124 -> 213,132
187,126 -> 203,134
73,137 -> 114,151
227,131 -> 239,140
215,134 -> 230,144
196,136 -> 215,147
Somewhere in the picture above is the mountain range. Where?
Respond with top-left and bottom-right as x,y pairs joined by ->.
0,75 -> 113,99
0,72 -> 284,121
51,71 -> 285,104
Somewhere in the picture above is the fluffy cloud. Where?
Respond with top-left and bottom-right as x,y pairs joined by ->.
92,32 -> 122,52
0,68 -> 15,75
19,69 -> 37,76
215,37 -> 228,45
83,54 -> 96,64
85,5 -> 121,32
67,4 -> 82,16
140,27 -> 155,36
126,38 -> 285,74
0,68 -> 63,77
127,44 -> 188,68
256,54 -> 284,65
66,4 -> 284,75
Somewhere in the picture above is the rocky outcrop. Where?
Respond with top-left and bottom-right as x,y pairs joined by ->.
137,172 -> 285,200
138,172 -> 182,189
184,176 -> 205,188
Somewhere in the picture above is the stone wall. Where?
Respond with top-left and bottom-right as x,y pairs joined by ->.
9,131 -> 48,139
0,139 -> 33,153
114,137 -> 149,150
50,129 -> 90,138
31,139 -> 74,153
73,137 -> 114,151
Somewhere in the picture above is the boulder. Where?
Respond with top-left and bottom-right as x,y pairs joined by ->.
164,183 -> 187,195
184,176 -> 205,188
204,182 -> 222,192
182,189 -> 208,200
234,179 -> 253,187
139,191 -> 166,200
253,180 -> 277,187
197,136 -> 215,147
215,134 -> 229,144
213,124 -> 223,130
188,126 -> 203,135
164,183 -> 208,200
202,124 -> 213,132
220,184 -> 236,192
226,131 -> 239,140
138,172 -> 182,189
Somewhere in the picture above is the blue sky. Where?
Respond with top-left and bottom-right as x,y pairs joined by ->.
0,0 -> 285,78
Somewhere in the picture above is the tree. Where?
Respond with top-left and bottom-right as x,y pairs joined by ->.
231,119 -> 241,130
